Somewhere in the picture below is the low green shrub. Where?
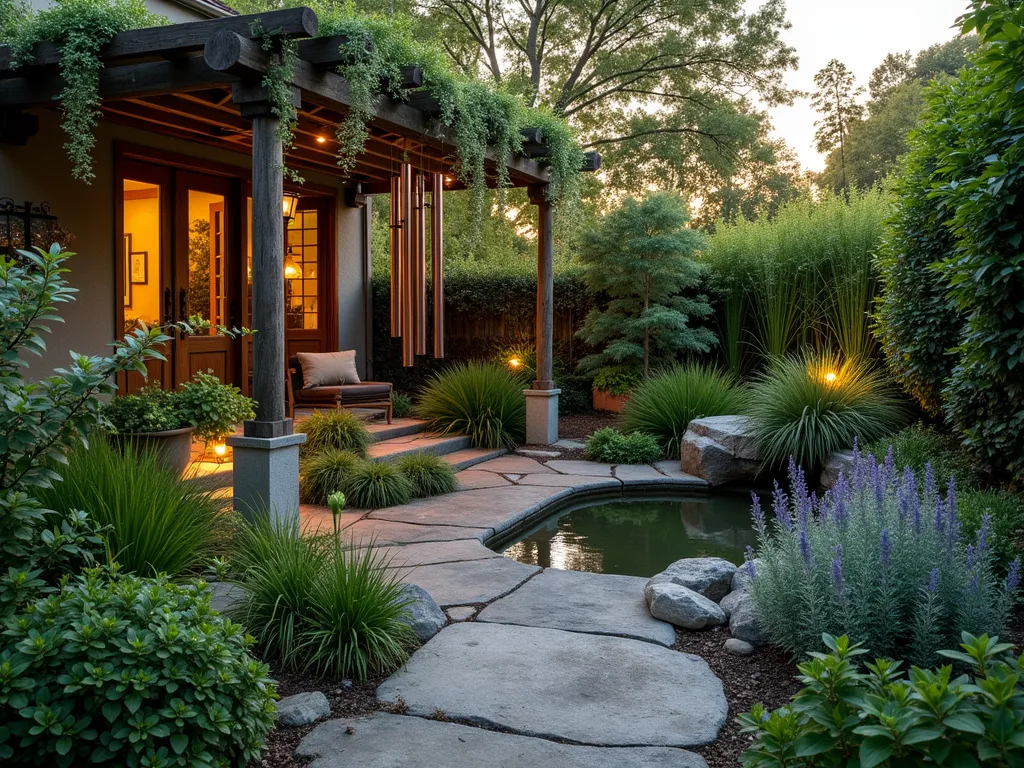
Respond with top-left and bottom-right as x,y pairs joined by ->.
584,428 -> 662,464
175,369 -> 255,442
621,364 -> 746,459
297,409 -> 373,457
102,384 -> 180,433
866,423 -> 979,492
300,448 -> 363,506
396,454 -> 458,498
0,568 -> 276,767
747,352 -> 907,471
343,460 -> 414,509
416,361 -> 525,450
555,373 -> 593,416
958,489 -> 1024,571
748,454 -> 1020,664
32,436 -> 225,577
592,365 -> 642,396
391,392 -> 414,419
740,632 -> 1024,768
231,519 -> 414,679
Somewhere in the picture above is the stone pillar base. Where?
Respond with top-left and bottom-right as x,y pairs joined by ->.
225,431 -> 307,527
523,388 -> 560,445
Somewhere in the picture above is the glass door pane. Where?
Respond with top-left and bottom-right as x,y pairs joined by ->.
122,179 -> 162,330
285,208 -> 319,330
186,189 -> 227,334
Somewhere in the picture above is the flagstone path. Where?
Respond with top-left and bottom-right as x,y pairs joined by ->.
297,455 -> 728,768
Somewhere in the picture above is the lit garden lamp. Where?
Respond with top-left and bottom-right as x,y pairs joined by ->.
211,439 -> 228,461
282,191 -> 300,278
508,356 -> 523,370
823,370 -> 838,385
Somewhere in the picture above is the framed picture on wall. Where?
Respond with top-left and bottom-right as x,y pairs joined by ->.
123,233 -> 132,307
130,250 -> 148,284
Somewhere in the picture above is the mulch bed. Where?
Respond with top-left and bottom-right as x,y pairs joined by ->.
558,412 -> 617,440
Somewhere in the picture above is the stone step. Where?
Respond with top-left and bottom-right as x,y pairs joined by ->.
366,417 -> 429,442
367,433 -> 473,462
443,447 -> 507,471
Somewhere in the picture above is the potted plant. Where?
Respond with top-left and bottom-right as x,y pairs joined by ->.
103,371 -> 255,474
103,384 -> 195,474
591,365 -> 641,413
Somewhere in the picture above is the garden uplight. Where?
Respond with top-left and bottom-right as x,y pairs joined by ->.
213,440 -> 227,457
824,371 -> 838,384
508,357 -> 522,369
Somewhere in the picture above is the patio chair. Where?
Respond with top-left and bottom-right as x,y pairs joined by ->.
287,353 -> 393,423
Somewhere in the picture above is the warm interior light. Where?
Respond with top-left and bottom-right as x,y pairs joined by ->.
508,357 -> 522,368
213,441 -> 227,457
316,135 -> 327,144
443,175 -> 453,185
282,192 -> 300,221
824,371 -> 838,384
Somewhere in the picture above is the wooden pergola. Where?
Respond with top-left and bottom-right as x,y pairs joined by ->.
0,6 -> 596,444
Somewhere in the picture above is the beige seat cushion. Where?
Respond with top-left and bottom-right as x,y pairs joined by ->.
296,350 -> 361,389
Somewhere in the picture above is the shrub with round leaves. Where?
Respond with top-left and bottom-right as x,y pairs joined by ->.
0,568 -> 277,767
584,428 -> 662,464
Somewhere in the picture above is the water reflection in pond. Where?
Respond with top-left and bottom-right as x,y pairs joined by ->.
501,494 -> 760,578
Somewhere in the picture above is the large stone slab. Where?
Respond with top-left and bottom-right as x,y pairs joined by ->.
653,461 -> 708,485
516,473 -> 621,490
393,558 -> 540,607
546,460 -> 615,476
341,518 -> 488,545
472,455 -> 555,475
376,623 -> 728,747
454,469 -> 513,490
477,569 -> 676,646
370,486 -> 570,535
297,714 -> 709,768
377,539 -> 500,568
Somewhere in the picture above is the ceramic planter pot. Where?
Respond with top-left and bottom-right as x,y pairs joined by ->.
592,388 -> 629,413
112,426 -> 195,476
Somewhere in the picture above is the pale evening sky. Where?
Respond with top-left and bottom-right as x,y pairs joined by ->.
759,0 -> 970,172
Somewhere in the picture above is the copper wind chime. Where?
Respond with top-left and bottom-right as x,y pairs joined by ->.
389,165 -> 445,366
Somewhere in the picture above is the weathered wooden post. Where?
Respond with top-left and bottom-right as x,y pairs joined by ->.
525,184 -> 559,444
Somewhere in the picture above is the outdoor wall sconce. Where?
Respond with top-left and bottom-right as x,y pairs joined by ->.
281,191 -> 300,222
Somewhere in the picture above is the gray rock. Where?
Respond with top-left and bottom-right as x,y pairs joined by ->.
376,622 -> 728,747
724,638 -> 755,656
445,606 -> 477,622
718,590 -> 744,620
730,559 -> 761,593
298,713 -> 710,767
394,584 -> 446,642
820,450 -> 855,490
277,691 -> 331,727
726,590 -> 767,647
648,557 -> 737,602
645,582 -> 726,630
688,416 -> 761,460
208,581 -> 246,614
477,569 -> 676,646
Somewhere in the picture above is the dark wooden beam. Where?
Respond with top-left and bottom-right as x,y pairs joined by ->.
296,34 -> 369,67
204,30 -> 271,80
405,90 -> 442,115
520,127 -> 543,144
0,7 -> 318,76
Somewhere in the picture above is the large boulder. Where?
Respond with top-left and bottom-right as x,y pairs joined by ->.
725,590 -> 767,647
395,583 -> 446,642
820,450 -> 855,490
648,557 -> 737,602
730,559 -> 761,593
680,416 -> 761,486
277,691 -> 331,727
645,583 -> 726,630
718,590 -> 744,620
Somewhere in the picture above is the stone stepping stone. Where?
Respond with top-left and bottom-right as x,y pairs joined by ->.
376,623 -> 727,747
454,469 -> 513,490
297,713 -> 709,767
393,558 -> 540,607
613,464 -> 667,481
341,518 -> 488,545
477,569 -> 676,646
375,540 -> 500,568
517,473 -> 621,490
546,460 -> 615,476
473,455 -> 556,474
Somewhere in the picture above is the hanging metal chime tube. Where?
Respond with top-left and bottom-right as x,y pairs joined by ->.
414,172 -> 428,356
400,164 -> 415,367
431,173 -> 445,359
389,175 -> 402,338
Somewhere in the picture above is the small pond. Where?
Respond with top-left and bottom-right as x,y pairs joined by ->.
500,493 -> 761,578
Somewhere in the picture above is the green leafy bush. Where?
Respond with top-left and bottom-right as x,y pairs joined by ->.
342,460 -> 414,509
958,489 -> 1024,571
175,370 -> 254,443
416,361 -> 525,450
297,408 -> 373,457
395,454 -> 458,498
584,428 -> 662,464
866,423 -> 979,493
748,453 -> 1020,663
554,373 -> 593,415
740,632 -> 1024,768
231,519 -> 414,679
391,392 -> 414,419
299,448 -> 362,506
747,352 -> 907,471
592,365 -> 642,396
621,364 -> 747,459
102,384 -> 180,433
32,436 -> 226,577
0,568 -> 277,767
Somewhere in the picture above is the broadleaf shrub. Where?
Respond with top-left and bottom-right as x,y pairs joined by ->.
0,569 -> 277,767
866,423 -> 979,493
958,489 -> 1024,572
747,453 -> 1020,664
621,364 -> 746,459
740,632 -> 1024,768
747,352 -> 907,471
297,409 -> 373,458
584,428 -> 662,464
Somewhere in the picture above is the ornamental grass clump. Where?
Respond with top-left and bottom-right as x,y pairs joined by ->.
342,460 -> 414,509
300,448 -> 363,505
396,453 -> 458,498
746,451 -> 1021,665
416,361 -> 525,451
621,364 -> 747,459
297,408 -> 373,457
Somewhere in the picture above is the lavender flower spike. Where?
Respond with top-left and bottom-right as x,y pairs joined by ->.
928,568 -> 939,593
772,481 -> 791,531
924,462 -> 936,501
750,492 -> 765,529
744,546 -> 758,581
880,528 -> 892,568
1005,558 -> 1021,594
799,525 -> 812,567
